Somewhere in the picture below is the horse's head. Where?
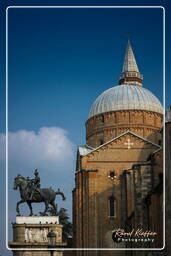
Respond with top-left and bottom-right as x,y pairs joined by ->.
13,175 -> 25,190
61,192 -> 66,201
56,189 -> 66,201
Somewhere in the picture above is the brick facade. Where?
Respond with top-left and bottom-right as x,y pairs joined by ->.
73,130 -> 163,255
73,41 -> 163,255
86,110 -> 162,148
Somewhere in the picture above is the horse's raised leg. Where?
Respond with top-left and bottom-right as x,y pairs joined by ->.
50,201 -> 57,215
16,199 -> 24,216
43,201 -> 49,215
27,201 -> 33,216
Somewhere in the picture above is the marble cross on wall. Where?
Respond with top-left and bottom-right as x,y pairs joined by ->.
124,138 -> 134,149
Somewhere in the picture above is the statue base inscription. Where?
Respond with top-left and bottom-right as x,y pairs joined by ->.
9,216 -> 67,256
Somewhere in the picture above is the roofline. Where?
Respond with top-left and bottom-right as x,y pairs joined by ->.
86,108 -> 163,123
77,144 -> 95,156
152,148 -> 162,154
85,144 -> 94,150
83,130 -> 161,157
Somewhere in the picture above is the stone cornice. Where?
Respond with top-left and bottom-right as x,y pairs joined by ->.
85,109 -> 163,125
86,124 -> 161,139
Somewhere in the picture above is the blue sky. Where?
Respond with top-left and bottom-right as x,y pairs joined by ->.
7,7 -> 164,136
0,1 -> 170,255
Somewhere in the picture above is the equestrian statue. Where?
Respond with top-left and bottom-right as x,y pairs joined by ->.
13,169 -> 66,216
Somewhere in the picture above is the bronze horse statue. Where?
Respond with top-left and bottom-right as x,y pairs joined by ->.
13,175 -> 66,216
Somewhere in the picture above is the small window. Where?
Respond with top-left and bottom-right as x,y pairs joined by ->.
109,195 -> 116,217
101,114 -> 104,123
99,139 -> 104,145
108,171 -> 116,180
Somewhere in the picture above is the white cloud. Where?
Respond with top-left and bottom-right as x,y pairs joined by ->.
0,127 -> 75,171
0,127 -> 75,231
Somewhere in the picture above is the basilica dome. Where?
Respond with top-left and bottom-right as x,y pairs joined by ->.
86,40 -> 163,148
88,84 -> 163,119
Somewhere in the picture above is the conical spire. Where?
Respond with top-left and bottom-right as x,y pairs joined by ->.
119,40 -> 143,87
122,40 -> 139,72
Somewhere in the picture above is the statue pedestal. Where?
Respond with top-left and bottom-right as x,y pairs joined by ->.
9,216 -> 67,256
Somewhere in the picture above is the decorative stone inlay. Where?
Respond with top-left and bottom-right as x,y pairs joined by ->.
23,253 -> 32,256
25,227 -> 49,243
124,138 -> 134,149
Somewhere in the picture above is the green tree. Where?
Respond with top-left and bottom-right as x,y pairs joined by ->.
58,208 -> 72,242
46,205 -> 72,242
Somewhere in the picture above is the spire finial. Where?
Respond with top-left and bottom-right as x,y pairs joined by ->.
119,40 -> 143,87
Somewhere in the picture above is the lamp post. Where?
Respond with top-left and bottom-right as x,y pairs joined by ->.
47,230 -> 56,256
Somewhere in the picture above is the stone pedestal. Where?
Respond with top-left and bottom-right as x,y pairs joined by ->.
9,216 -> 67,256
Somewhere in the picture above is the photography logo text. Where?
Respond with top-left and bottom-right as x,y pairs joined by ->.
112,228 -> 157,243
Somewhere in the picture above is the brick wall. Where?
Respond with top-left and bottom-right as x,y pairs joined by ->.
86,110 -> 162,148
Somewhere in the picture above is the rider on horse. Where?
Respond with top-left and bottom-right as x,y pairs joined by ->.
28,169 -> 42,200
14,170 -> 66,216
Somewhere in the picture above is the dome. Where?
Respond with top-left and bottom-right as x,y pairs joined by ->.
88,84 -> 163,119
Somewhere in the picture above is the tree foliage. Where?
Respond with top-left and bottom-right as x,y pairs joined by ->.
46,205 -> 72,242
58,208 -> 73,242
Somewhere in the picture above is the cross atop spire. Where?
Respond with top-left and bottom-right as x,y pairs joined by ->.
119,40 -> 143,87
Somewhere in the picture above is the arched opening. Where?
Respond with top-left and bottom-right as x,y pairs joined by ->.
99,139 -> 104,145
